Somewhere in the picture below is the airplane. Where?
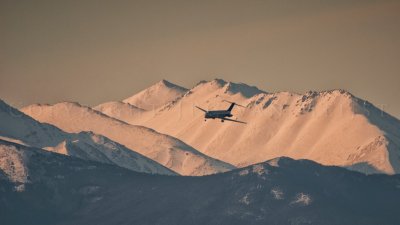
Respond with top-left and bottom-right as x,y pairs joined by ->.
195,100 -> 247,124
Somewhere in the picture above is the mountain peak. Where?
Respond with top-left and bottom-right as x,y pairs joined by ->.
157,79 -> 174,87
211,78 -> 228,86
155,79 -> 188,92
318,89 -> 354,98
123,80 -> 188,110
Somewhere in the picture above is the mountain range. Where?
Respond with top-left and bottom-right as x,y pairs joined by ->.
71,79 -> 400,174
1,78 -> 400,225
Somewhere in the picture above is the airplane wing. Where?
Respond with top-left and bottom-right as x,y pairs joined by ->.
195,106 -> 207,113
222,117 -> 247,124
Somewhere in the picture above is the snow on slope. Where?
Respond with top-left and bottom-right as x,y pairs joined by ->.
46,132 -> 177,175
0,100 -> 175,175
93,101 -> 145,125
122,79 -> 188,110
21,101 -> 235,176
0,140 -> 29,187
95,79 -> 264,125
0,101 -> 65,147
121,79 -> 400,174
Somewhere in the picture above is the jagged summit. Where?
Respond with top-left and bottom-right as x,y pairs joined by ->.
322,88 -> 353,95
190,79 -> 266,99
210,78 -> 227,86
192,80 -> 356,98
223,81 -> 266,98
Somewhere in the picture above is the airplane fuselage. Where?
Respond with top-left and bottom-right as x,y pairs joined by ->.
205,110 -> 233,119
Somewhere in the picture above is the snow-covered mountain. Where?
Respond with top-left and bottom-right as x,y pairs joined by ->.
21,101 -> 235,176
122,79 -> 188,110
0,100 -> 175,175
97,79 -> 400,174
1,145 -> 399,225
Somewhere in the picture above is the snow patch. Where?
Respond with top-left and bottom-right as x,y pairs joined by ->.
291,193 -> 312,206
252,164 -> 267,176
270,188 -> 284,200
239,193 -> 251,205
0,144 -> 29,184
90,196 -> 103,203
266,158 -> 280,167
238,169 -> 249,176
79,185 -> 101,195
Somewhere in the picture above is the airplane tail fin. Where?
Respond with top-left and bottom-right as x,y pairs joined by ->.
227,103 -> 235,112
223,100 -> 245,111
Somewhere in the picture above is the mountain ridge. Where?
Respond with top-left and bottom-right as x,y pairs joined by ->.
21,100 -> 235,176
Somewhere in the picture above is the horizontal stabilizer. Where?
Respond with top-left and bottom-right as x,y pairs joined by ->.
222,100 -> 246,108
195,106 -> 207,113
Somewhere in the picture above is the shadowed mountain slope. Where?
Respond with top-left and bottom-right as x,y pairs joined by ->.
1,141 -> 399,225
